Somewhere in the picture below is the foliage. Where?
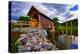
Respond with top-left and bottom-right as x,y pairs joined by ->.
52,17 -> 59,26
60,19 -> 78,35
18,16 -> 30,21
52,17 -> 60,35
52,17 -> 78,36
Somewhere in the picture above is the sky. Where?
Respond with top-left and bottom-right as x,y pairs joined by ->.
10,1 -> 78,23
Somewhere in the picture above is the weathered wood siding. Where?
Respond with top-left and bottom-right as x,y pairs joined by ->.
30,17 -> 39,28
39,13 -> 53,29
27,6 -> 54,29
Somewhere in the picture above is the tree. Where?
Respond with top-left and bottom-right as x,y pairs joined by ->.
18,16 -> 30,21
52,17 -> 59,27
53,17 -> 65,35
52,17 -> 61,40
53,17 -> 58,22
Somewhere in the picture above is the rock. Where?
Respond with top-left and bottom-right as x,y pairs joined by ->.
16,28 -> 56,52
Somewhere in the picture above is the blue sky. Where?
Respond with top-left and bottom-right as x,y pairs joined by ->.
10,1 -> 78,23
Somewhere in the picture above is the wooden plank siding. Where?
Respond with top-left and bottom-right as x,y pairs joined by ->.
39,13 -> 53,29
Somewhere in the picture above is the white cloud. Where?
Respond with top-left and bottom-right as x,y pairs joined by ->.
11,20 -> 17,23
11,2 -> 77,23
56,5 -> 78,23
27,2 -> 57,19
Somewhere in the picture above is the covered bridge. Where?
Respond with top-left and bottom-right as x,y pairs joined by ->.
27,6 -> 55,44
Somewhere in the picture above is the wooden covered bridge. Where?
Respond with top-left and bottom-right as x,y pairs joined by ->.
14,6 -> 55,44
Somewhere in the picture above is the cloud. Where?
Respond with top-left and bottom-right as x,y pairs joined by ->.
55,4 -> 78,23
28,2 -> 57,19
11,1 -> 32,19
10,1 -> 78,23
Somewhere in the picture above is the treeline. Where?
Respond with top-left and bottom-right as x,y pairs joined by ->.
60,19 -> 78,27
60,19 -> 78,35
52,18 -> 78,36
